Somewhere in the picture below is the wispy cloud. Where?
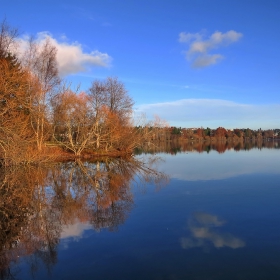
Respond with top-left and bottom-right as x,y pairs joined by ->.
179,32 -> 202,43
136,99 -> 280,129
179,30 -> 243,68
17,32 -> 111,77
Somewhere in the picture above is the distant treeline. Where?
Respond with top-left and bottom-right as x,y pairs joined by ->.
144,126 -> 280,143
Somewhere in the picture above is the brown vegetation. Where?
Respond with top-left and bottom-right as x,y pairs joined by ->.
0,20 -> 163,165
145,126 -> 279,146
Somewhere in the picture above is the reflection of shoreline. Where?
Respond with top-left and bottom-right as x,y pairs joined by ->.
181,212 -> 245,250
136,140 -> 280,156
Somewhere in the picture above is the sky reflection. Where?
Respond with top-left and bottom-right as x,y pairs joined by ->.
157,149 -> 280,181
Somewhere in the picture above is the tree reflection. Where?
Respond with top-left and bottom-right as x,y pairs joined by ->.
136,140 -> 280,154
0,156 -> 167,279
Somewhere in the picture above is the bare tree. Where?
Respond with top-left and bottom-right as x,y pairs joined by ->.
105,77 -> 134,121
51,89 -> 97,156
88,77 -> 134,150
0,18 -> 18,57
87,80 -> 108,149
21,37 -> 60,151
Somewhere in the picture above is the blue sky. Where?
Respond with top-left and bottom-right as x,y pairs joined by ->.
1,0 -> 280,129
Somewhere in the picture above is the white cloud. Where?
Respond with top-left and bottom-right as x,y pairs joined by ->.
17,32 -> 111,77
179,30 -> 243,68
136,99 -> 280,129
192,54 -> 224,67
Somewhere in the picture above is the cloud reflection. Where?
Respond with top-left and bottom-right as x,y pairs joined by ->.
61,221 -> 92,239
181,212 -> 245,250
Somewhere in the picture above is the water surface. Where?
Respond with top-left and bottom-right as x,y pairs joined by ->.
1,144 -> 280,279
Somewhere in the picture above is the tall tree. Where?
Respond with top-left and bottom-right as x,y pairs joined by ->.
0,18 -> 18,57
88,77 -> 134,150
88,80 -> 108,149
0,20 -> 36,164
105,77 -> 134,121
88,77 -> 133,121
21,37 -> 60,151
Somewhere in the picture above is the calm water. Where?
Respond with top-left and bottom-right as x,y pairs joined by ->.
1,144 -> 280,279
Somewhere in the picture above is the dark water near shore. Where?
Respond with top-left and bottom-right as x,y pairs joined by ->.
1,143 -> 280,279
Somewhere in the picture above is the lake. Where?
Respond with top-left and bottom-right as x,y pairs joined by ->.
1,142 -> 280,279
